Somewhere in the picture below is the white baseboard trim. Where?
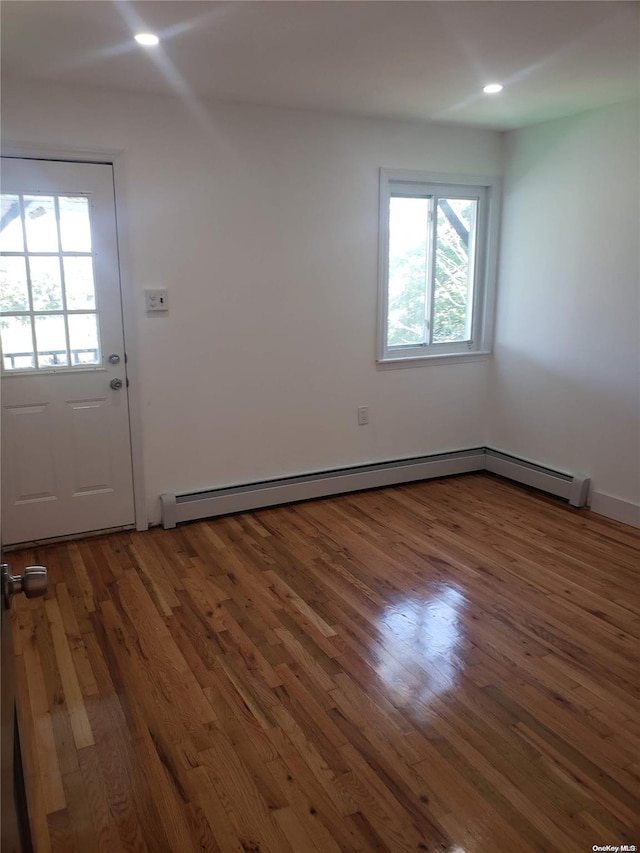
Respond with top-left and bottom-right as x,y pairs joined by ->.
160,447 -> 591,529
589,491 -> 640,528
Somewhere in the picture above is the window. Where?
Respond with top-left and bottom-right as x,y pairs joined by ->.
0,193 -> 100,372
378,169 -> 500,364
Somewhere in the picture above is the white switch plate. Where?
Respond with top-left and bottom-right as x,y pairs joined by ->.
145,289 -> 168,312
357,405 -> 369,426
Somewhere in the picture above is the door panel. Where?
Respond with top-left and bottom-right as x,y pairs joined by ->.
5,403 -> 56,502
1,159 -> 135,545
69,397 -> 111,493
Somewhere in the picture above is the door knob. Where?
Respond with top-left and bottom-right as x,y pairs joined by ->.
110,378 -> 123,390
2,564 -> 48,608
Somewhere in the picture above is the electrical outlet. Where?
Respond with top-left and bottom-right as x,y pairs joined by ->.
357,405 -> 369,426
145,289 -> 169,312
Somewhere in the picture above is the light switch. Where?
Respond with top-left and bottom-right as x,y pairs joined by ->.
145,289 -> 168,312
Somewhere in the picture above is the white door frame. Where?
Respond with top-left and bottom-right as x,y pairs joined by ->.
2,141 -> 147,532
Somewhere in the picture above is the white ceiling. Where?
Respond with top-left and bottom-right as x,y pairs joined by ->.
2,1 -> 639,130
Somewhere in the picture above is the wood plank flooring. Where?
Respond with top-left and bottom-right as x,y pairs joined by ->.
10,473 -> 640,852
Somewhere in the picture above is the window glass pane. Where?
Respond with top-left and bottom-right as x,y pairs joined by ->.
1,315 -> 34,370
63,256 -> 96,310
432,198 -> 477,343
0,195 -> 24,251
387,196 -> 429,347
59,196 -> 92,252
35,314 -> 68,367
24,196 -> 58,252
68,313 -> 99,365
29,256 -> 63,311
0,256 -> 30,312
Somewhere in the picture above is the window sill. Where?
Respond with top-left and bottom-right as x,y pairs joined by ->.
376,351 -> 491,369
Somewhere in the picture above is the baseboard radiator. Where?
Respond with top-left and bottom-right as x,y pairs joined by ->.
160,447 -> 590,529
484,449 -> 589,507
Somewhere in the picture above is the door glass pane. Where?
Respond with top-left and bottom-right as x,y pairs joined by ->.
24,196 -> 59,253
387,196 -> 429,347
1,316 -> 35,370
63,257 -> 96,310
0,195 -> 24,251
1,190 -> 103,374
59,196 -> 92,252
432,198 -> 477,343
68,313 -> 99,365
35,314 -> 68,367
29,256 -> 63,311
0,256 -> 30,312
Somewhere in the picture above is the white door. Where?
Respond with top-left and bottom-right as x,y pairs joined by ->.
1,158 -> 135,545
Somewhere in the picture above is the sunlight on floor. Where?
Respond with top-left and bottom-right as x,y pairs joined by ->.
375,584 -> 466,704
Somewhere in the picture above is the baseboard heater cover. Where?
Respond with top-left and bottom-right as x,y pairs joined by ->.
161,449 -> 485,528
160,448 -> 590,529
484,449 -> 590,508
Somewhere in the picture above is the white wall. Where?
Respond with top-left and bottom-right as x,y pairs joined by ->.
2,82 -> 502,524
491,100 -> 640,523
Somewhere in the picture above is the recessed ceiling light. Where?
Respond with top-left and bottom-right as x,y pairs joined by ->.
483,83 -> 504,95
135,33 -> 159,46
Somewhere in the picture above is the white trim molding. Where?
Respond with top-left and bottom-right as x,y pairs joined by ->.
589,491 -> 640,528
377,168 -> 501,366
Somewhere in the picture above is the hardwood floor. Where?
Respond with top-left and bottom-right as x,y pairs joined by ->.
10,473 -> 640,852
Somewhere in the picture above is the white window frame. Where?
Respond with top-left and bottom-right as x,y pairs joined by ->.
377,169 -> 501,366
